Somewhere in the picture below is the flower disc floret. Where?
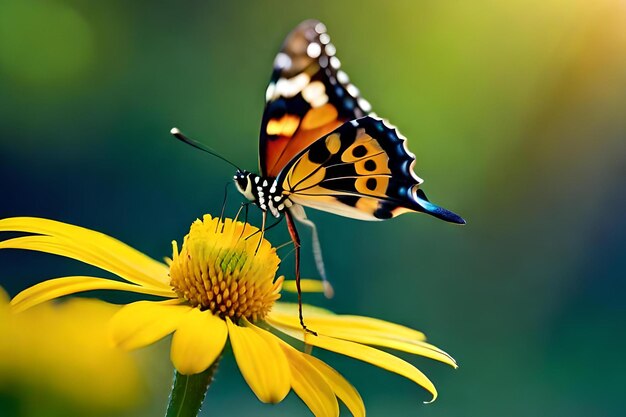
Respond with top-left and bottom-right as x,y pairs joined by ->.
169,215 -> 282,321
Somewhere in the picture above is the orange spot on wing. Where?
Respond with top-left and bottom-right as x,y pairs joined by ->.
354,176 -> 390,197
285,154 -> 326,191
391,206 -> 413,217
325,133 -> 341,154
355,197 -> 379,214
266,119 -> 343,177
266,115 -> 300,136
300,103 -> 338,130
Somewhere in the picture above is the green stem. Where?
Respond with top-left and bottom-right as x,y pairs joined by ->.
165,358 -> 220,417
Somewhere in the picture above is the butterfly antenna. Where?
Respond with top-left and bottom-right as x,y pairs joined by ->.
170,127 -> 241,171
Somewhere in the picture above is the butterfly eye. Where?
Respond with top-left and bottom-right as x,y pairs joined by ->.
233,172 -> 250,194
236,176 -> 248,190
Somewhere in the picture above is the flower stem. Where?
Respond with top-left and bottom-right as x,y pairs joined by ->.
165,359 -> 220,417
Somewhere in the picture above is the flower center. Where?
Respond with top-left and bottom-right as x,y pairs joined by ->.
169,215 -> 282,321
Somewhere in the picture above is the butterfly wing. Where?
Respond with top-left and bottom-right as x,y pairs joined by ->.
277,116 -> 465,224
259,20 -> 372,177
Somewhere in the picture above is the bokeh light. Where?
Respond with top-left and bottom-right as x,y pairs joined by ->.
0,1 -> 94,86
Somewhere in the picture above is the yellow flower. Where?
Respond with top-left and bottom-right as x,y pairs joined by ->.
0,287 -> 144,414
0,215 -> 456,416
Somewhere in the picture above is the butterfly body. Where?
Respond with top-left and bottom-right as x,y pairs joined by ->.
234,170 -> 293,218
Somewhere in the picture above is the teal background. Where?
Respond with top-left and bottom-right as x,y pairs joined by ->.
1,1 -> 625,416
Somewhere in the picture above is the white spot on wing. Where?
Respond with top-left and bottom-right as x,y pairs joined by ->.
314,22 -> 327,34
346,84 -> 360,97
325,43 -> 336,56
307,42 -> 322,58
302,81 -> 328,108
275,73 -> 310,98
319,33 -> 330,44
358,97 -> 372,112
265,82 -> 276,101
274,52 -> 291,70
337,70 -> 349,84
329,56 -> 341,69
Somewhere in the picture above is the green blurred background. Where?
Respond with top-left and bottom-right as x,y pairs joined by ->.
1,0 -> 625,416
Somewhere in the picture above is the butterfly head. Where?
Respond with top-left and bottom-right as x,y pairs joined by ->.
234,170 -> 255,201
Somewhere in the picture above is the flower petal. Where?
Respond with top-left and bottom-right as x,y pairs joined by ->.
10,276 -> 176,313
272,302 -> 335,317
273,326 -> 439,403
0,217 -> 170,288
280,342 -> 339,417
170,309 -> 228,375
281,279 -> 326,293
303,354 -> 365,417
270,303 -> 426,341
267,311 -> 455,367
227,318 -> 290,403
110,300 -> 191,350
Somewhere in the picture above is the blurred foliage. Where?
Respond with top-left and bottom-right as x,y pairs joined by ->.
0,0 -> 625,416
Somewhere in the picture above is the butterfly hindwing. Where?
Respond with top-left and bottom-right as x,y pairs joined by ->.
276,116 -> 437,221
259,20 -> 372,177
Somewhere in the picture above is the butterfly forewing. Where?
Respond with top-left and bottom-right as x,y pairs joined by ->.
276,116 -> 433,221
259,20 -> 372,177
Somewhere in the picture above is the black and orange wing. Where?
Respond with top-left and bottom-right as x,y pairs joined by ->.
276,116 -> 465,224
259,20 -> 372,178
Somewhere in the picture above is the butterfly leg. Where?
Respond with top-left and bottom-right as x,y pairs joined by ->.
244,215 -> 284,240
285,209 -> 317,336
289,205 -> 334,298
217,182 -> 231,231
235,202 -> 250,239
255,210 -> 267,255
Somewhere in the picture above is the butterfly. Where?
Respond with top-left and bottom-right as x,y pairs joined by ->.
174,20 -> 465,334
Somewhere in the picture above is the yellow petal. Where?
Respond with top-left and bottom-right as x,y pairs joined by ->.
170,309 -> 228,375
0,235 -> 170,291
281,279 -> 326,293
303,354 -> 365,417
280,342 -> 339,417
268,304 -> 426,341
271,302 -> 336,317
0,217 -> 170,288
227,318 -> 290,403
267,311 -> 455,367
0,286 -> 9,305
110,300 -> 191,350
10,276 -> 176,313
273,326 -> 438,403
